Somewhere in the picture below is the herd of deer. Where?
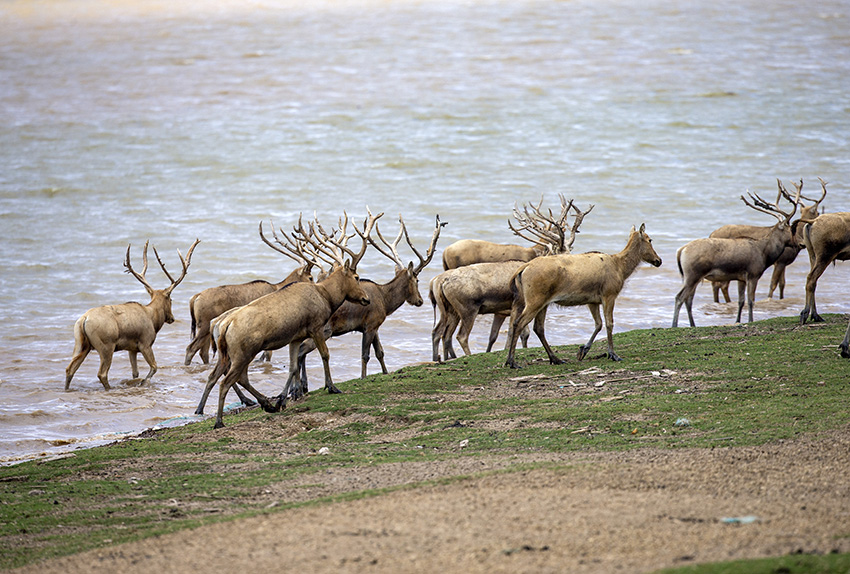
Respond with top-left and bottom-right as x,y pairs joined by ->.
64,180 -> 850,428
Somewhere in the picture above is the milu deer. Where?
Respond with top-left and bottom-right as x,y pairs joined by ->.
292,215 -> 446,397
430,200 -> 594,362
183,221 -> 316,366
65,239 -> 200,390
673,185 -> 801,328
440,194 -> 585,270
504,224 -> 661,369
432,197 -> 594,361
710,179 -> 825,301
195,212 -> 379,428
799,209 -> 850,324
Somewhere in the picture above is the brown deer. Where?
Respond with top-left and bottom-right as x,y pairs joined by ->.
799,210 -> 850,324
183,221 -> 316,366
65,239 -> 200,390
710,179 -> 825,301
440,194 -> 584,270
432,197 -> 594,361
673,185 -> 801,328
194,212 -> 379,428
504,224 -> 661,368
430,200 -> 594,362
292,215 -> 446,397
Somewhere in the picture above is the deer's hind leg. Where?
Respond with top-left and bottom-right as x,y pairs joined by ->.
577,303 -> 604,361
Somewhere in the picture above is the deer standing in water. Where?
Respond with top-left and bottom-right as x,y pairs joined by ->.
65,239 -> 199,390
710,179 -> 825,301
673,185 -> 801,327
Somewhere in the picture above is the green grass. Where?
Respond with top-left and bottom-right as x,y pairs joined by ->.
1,314 -> 849,571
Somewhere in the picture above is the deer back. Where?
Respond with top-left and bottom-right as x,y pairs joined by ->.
442,239 -> 540,270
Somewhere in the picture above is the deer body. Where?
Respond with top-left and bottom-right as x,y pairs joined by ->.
65,240 -> 199,390
196,262 -> 370,428
184,268 -> 311,365
799,211 -> 850,324
505,224 -> 661,368
429,260 -> 527,362
442,239 -> 542,270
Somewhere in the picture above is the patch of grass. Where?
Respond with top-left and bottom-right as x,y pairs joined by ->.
653,552 -> 850,573
1,314 -> 849,570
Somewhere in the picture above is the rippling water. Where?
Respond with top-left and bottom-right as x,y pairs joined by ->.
1,0 -> 848,464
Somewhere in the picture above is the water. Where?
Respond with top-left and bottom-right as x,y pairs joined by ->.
1,0 -> 848,464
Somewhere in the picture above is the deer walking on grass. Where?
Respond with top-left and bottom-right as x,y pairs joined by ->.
194,212 -> 379,428
799,209 -> 850,324
504,224 -> 661,369
65,239 -> 199,390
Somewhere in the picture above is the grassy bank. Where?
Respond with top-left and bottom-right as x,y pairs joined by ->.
1,314 -> 849,571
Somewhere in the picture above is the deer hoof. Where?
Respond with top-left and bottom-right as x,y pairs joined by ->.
608,352 -> 623,362
213,420 -> 225,429
326,385 -> 342,394
840,345 -> 850,359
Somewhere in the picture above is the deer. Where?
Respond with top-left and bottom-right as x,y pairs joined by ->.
291,214 -> 447,397
183,221 -> 316,366
710,179 -> 826,302
798,209 -> 850,324
430,199 -> 594,362
440,194 -> 581,270
504,224 -> 662,368
673,184 -> 801,328
65,239 -> 200,391
194,211 -> 379,428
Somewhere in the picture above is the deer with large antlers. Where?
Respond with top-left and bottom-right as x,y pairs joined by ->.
291,215 -> 446,397
65,239 -> 200,390
673,184 -> 801,327
505,224 -> 662,368
710,179 -> 825,302
430,199 -> 594,362
183,221 -> 316,366
440,194 -> 583,270
194,211 -> 379,428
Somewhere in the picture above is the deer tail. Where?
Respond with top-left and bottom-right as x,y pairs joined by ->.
188,294 -> 198,339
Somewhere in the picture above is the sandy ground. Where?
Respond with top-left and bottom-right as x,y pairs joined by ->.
12,425 -> 850,574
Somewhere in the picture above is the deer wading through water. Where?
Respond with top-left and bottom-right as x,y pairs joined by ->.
504,223 -> 662,369
430,197 -> 594,362
673,184 -> 801,328
183,220 -> 317,366
65,239 -> 200,390
291,215 -> 446,398
710,179 -> 826,302
195,211 -> 379,429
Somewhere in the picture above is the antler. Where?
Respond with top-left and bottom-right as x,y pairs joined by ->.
406,214 -> 447,275
259,219 -> 317,275
349,208 -> 384,270
565,202 -> 595,253
509,194 -> 573,252
741,180 -> 800,223
302,209 -> 383,270
124,240 -> 153,295
160,239 -> 200,296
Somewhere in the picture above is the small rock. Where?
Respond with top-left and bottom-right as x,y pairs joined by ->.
317,447 -> 331,455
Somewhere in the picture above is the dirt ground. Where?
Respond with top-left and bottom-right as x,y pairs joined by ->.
12,423 -> 850,574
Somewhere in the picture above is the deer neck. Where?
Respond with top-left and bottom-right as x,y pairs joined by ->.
146,293 -> 169,332
315,274 -> 351,313
380,269 -> 413,314
759,223 -> 792,263
613,233 -> 644,279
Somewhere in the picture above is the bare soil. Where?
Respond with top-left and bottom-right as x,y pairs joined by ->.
12,423 -> 850,574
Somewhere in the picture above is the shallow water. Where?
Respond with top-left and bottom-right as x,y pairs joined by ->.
1,0 -> 848,464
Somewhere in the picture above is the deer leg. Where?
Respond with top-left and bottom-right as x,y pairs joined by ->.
184,323 -> 211,366
840,319 -> 850,359
138,346 -> 158,383
711,281 -> 731,303
505,299 -> 536,369
746,277 -> 760,323
128,351 -> 140,379
310,333 -> 340,394
530,306 -> 562,365
673,280 -> 699,328
602,300 -> 621,361
65,341 -> 92,391
295,338 -> 316,399
768,264 -> 785,300
734,280 -> 746,323
801,259 -> 829,324
455,307 -> 480,357
95,348 -> 114,390
486,315 -> 506,353
360,331 -> 374,378
372,332 -> 388,374
577,303 -> 603,361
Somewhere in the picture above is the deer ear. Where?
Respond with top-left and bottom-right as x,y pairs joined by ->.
639,223 -> 646,233
344,259 -> 351,271
407,261 -> 415,273
630,225 -> 636,233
